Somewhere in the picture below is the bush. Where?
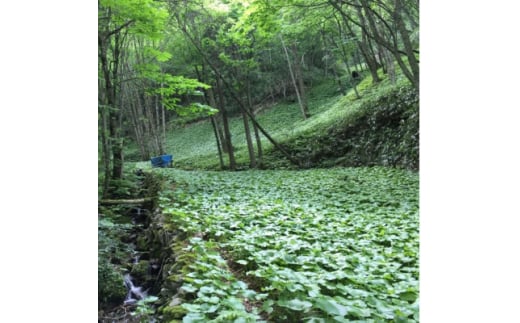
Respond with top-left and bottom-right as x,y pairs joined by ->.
98,261 -> 127,306
98,217 -> 134,307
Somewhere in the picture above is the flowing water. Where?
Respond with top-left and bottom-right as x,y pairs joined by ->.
123,274 -> 147,306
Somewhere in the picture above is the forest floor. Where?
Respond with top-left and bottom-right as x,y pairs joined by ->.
126,68 -> 415,170
143,166 -> 419,322
117,68 -> 419,321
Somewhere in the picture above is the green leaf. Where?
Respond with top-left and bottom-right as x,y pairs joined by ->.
399,291 -> 418,302
182,303 -> 202,313
181,284 -> 198,293
347,306 -> 371,318
223,297 -> 245,311
277,298 -> 313,311
314,297 -> 348,316
182,312 -> 206,323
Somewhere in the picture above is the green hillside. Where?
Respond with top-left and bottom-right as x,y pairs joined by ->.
128,69 -> 418,171
99,1 -> 421,321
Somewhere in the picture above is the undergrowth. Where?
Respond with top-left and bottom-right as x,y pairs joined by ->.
125,68 -> 418,171
155,167 -> 419,322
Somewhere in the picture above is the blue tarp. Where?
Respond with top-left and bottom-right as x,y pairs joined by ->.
151,154 -> 173,168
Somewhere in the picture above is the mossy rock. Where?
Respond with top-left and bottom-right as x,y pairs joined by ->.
131,260 -> 150,280
160,304 -> 188,320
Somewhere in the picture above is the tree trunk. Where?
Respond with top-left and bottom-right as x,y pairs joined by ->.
110,33 -> 124,182
246,78 -> 262,167
144,95 -> 159,156
357,0 -> 418,88
349,8 -> 381,84
209,89 -> 227,155
216,114 -> 227,153
344,58 -> 361,98
242,108 -> 256,168
100,197 -> 154,205
325,20 -> 360,98
216,78 -> 236,170
383,47 -> 396,84
206,87 -> 225,169
328,0 -> 381,84
100,104 -> 111,199
360,34 -> 381,83
252,114 -> 263,167
131,99 -> 148,160
176,20 -> 301,166
134,90 -> 151,160
293,44 -> 310,117
111,137 -> 124,180
210,116 -> 225,169
161,84 -> 166,151
155,95 -> 164,155
394,0 -> 419,88
355,47 -> 364,71
99,32 -> 123,197
280,35 -> 309,120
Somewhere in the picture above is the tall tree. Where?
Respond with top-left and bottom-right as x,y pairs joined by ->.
326,0 -> 419,88
280,35 -> 310,119
99,0 -> 213,195
98,0 -> 168,197
169,0 -> 300,167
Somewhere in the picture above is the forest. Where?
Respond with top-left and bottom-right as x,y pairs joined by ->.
98,0 -> 419,322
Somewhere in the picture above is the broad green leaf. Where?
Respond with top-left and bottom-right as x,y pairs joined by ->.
277,298 -> 313,311
181,303 -> 202,312
399,291 -> 418,302
347,306 -> 371,318
181,284 -> 198,293
314,297 -> 348,316
182,312 -> 206,323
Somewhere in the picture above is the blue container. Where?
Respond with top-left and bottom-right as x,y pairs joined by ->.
150,154 -> 173,168
161,154 -> 173,167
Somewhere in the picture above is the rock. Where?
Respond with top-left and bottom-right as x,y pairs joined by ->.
131,260 -> 150,280
169,297 -> 183,307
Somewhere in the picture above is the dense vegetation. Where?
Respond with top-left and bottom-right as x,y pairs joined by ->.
154,167 -> 419,321
149,71 -> 418,171
99,0 -> 419,191
98,0 -> 419,321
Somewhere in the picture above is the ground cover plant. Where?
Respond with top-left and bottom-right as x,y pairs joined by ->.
156,167 -> 419,322
126,68 -> 417,172
135,79 -> 345,170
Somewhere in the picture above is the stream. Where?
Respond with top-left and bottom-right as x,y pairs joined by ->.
98,206 -> 164,322
123,274 -> 147,306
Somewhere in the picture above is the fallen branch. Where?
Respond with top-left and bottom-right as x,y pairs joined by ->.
99,197 -> 154,205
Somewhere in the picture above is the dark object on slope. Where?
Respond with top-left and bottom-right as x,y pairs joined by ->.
151,154 -> 173,168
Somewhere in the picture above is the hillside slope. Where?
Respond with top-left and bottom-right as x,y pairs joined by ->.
129,70 -> 418,171
272,85 -> 419,170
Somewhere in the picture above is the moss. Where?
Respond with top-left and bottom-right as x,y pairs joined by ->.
160,304 -> 188,320
167,273 -> 184,283
131,260 -> 150,281
136,235 -> 148,250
